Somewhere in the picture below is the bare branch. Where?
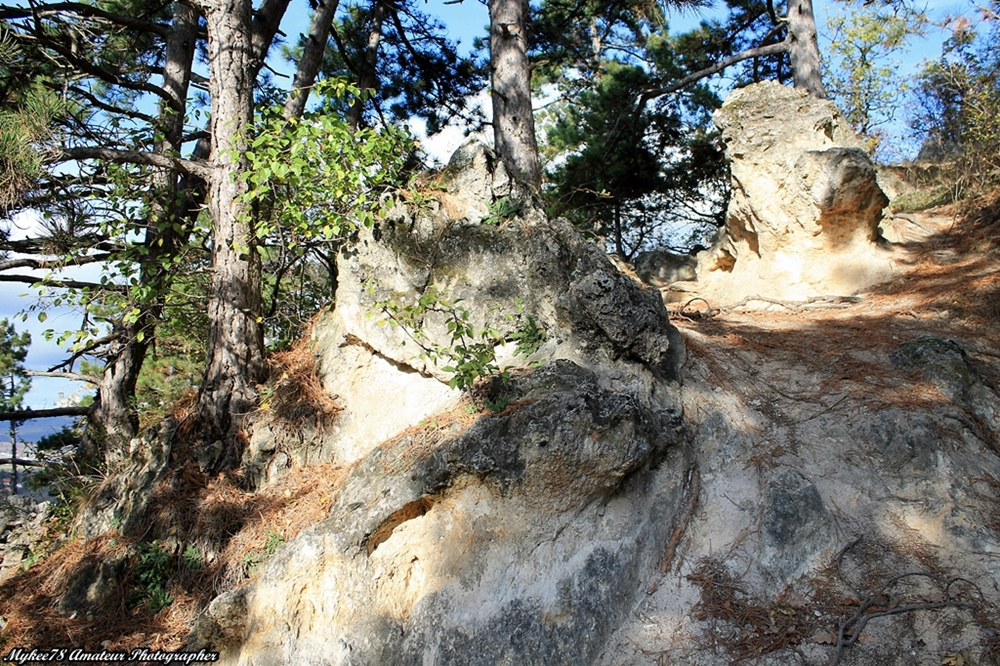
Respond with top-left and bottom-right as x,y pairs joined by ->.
0,457 -> 66,468
64,85 -> 159,126
0,406 -> 91,422
641,40 -> 790,100
0,253 -> 113,272
26,370 -> 100,385
47,332 -> 119,372
0,274 -> 113,291
51,147 -> 214,179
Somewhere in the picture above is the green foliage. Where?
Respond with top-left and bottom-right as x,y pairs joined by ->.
825,0 -> 926,159
239,79 -> 410,349
374,287 -> 546,391
182,544 -> 202,570
128,540 -> 173,613
0,318 -> 30,412
0,28 -> 68,212
241,78 -> 410,247
264,529 -> 285,555
241,529 -> 286,578
535,12 -> 729,257
0,318 -> 31,492
484,197 -> 521,225
508,313 -> 546,359
304,2 -> 486,134
913,8 -> 1000,194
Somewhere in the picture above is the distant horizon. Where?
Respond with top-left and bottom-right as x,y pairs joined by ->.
0,416 -> 77,453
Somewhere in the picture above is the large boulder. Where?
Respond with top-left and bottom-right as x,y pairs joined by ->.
246,141 -> 684,472
685,82 -> 896,305
194,143 -> 693,663
190,363 -> 690,665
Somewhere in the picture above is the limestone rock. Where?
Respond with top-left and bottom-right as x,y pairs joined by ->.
632,249 -> 698,288
690,82 -> 896,305
189,361 -> 690,665
264,141 -> 684,471
188,141 -> 689,663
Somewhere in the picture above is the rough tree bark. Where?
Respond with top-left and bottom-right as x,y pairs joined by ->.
283,0 -> 342,119
348,0 -> 388,131
489,0 -> 541,189
786,0 -> 826,97
196,0 -> 266,447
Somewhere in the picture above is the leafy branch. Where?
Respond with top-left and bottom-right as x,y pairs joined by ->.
373,288 -> 546,390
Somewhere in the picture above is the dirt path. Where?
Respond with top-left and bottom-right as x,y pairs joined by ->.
600,209 -> 1000,666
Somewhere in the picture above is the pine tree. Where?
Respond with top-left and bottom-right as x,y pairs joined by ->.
0,319 -> 30,495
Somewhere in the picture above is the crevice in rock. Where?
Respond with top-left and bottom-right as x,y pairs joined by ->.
343,332 -> 443,382
364,495 -> 439,555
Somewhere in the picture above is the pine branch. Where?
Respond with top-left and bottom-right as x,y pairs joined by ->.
0,253 -> 113,272
64,85 -> 159,126
0,457 -> 66,468
641,39 -> 790,100
0,274 -> 115,291
25,370 -> 100,385
0,3 -> 169,36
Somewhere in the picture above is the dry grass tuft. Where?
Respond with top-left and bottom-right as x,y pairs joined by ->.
262,334 -> 342,429
0,460 -> 348,654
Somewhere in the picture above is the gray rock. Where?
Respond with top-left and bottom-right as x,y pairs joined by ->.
58,553 -> 129,616
633,250 -> 698,288
891,336 -> 999,436
189,360 -> 689,665
760,470 -> 837,584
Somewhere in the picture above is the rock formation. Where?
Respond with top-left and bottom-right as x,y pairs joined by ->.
190,142 -> 693,664
183,137 -> 1000,665
16,87 -> 998,666
670,82 -> 897,305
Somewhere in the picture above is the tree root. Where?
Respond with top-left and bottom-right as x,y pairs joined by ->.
660,462 -> 701,574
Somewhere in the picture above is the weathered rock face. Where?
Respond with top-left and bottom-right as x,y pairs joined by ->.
633,249 -> 698,288
191,363 -> 690,665
683,82 -> 896,305
598,323 -> 1000,665
185,138 -> 1000,666
192,142 -> 692,664
247,141 -> 684,473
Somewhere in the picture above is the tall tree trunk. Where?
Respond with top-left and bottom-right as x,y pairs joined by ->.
197,0 -> 265,449
90,1 -> 199,467
283,0 -> 342,119
9,416 -> 17,495
786,0 -> 826,97
349,0 -> 388,131
489,0 -> 541,189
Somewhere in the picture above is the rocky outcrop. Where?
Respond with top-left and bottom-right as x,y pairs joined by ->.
191,363 -> 690,665
598,322 -> 1000,665
181,132 -> 1000,664
194,142 -> 692,664
678,82 -> 896,305
245,141 -> 684,474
